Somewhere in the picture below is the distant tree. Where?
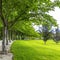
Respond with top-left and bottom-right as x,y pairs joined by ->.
42,21 -> 52,44
53,27 -> 60,44
42,26 -> 49,44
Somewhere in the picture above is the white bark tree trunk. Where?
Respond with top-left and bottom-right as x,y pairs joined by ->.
2,26 -> 7,53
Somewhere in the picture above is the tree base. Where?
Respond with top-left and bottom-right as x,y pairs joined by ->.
0,51 -> 8,55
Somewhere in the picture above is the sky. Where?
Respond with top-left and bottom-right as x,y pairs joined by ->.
49,7 -> 60,27
34,7 -> 60,31
34,0 -> 60,30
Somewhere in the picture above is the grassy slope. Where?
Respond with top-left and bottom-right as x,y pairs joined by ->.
11,40 -> 60,60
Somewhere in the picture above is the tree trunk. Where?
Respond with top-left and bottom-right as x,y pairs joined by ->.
2,26 -> 7,53
44,41 -> 46,45
6,28 -> 9,45
9,30 -> 12,42
0,0 -> 8,53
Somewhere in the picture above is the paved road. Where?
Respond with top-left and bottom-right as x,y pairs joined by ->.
0,40 -> 13,60
0,41 -> 2,45
0,41 -> 2,51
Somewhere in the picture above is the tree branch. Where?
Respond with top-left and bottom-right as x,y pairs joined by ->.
9,11 -> 26,28
0,0 -> 7,26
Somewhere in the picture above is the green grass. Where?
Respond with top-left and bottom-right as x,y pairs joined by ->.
11,40 -> 60,60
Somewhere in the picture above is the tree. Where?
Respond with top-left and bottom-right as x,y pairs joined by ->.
53,27 -> 60,44
42,21 -> 51,44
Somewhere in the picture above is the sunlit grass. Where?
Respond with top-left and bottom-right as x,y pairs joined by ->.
11,40 -> 60,60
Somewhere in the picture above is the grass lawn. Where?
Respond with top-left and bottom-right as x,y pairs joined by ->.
11,40 -> 60,60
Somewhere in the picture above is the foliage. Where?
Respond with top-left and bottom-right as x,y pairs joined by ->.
1,0 -> 60,37
12,20 -> 40,37
53,27 -> 60,43
1,0 -> 59,27
2,0 -> 37,24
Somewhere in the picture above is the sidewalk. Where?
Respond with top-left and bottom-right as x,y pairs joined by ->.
0,41 -> 13,60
